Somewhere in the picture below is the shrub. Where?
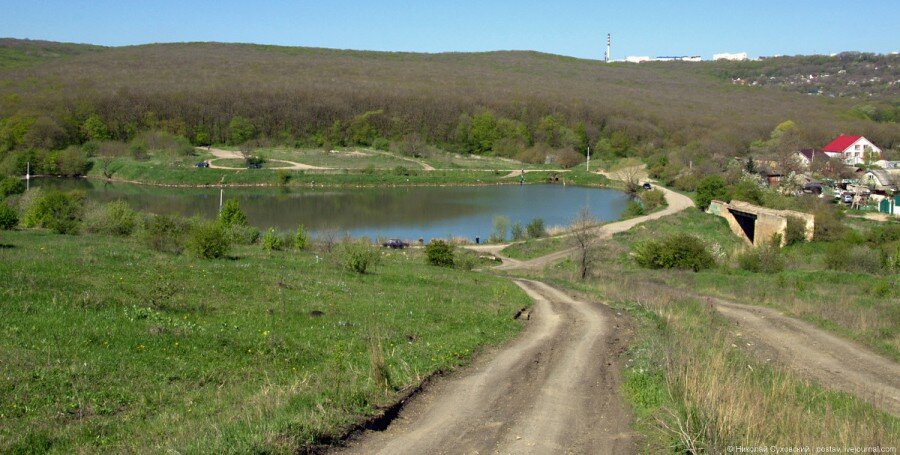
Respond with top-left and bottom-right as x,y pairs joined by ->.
425,239 -> 454,267
373,137 -> 390,151
218,200 -> 247,227
490,216 -> 509,243
277,171 -> 291,186
294,225 -> 310,250
812,206 -> 846,241
737,247 -> 785,273
621,201 -> 645,219
673,174 -> 698,192
865,224 -> 900,244
262,228 -> 284,251
633,233 -> 716,271
729,180 -> 763,205
225,223 -> 260,245
393,166 -> 411,176
342,241 -> 380,274
83,200 -> 136,236
22,190 -> 84,234
526,218 -> 546,238
510,222 -> 525,241
454,250 -> 478,271
187,221 -> 231,259
694,175 -> 730,211
639,189 -> 666,211
784,216 -> 807,246
142,215 -> 191,254
825,243 -> 883,274
0,203 -> 18,229
0,176 -> 25,198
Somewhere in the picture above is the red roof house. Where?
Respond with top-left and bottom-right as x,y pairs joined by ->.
822,135 -> 882,165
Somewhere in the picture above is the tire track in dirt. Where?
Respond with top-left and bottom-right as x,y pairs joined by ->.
710,297 -> 900,415
336,280 -> 635,454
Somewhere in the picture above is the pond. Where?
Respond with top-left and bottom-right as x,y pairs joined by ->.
34,179 -> 630,242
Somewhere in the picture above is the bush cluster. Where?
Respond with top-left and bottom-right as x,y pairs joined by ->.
0,202 -> 18,230
83,200 -> 137,236
142,215 -> 192,254
526,218 -> 546,238
737,247 -> 785,273
633,233 -> 716,272
21,190 -> 85,234
639,189 -> 666,211
621,201 -> 645,219
262,228 -> 284,251
425,240 -> 454,267
341,241 -> 380,274
186,221 -> 231,259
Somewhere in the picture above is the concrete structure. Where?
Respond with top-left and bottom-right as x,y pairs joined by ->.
625,56 -> 651,63
655,56 -> 702,62
822,135 -> 882,165
714,52 -> 748,61
707,200 -> 815,247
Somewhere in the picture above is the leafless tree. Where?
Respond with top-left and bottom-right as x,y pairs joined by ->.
570,207 -> 599,280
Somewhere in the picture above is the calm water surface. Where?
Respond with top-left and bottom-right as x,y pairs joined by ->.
35,179 -> 629,241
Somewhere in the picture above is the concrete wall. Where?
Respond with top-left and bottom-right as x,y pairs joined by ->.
708,200 -> 815,247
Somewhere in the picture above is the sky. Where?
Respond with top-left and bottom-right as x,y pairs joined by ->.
2,0 -> 898,60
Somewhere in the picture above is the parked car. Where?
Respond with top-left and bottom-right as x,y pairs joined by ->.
642,182 -> 653,190
842,193 -> 854,204
382,239 -> 409,249
196,161 -> 209,168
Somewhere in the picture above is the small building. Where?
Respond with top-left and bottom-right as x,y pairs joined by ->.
861,169 -> 897,192
795,149 -> 835,170
714,52 -> 748,61
822,135 -> 883,165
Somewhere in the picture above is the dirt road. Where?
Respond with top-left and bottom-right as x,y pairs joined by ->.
337,280 -> 636,454
201,147 -> 329,170
491,186 -> 695,271
711,297 -> 900,415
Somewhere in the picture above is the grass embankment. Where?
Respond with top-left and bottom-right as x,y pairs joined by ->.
0,230 -> 531,453
501,236 -> 566,260
515,208 -> 899,450
89,155 -> 606,188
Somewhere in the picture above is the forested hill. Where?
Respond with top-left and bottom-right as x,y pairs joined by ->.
0,39 -> 897,164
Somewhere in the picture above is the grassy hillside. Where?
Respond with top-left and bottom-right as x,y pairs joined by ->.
0,230 -> 530,453
0,39 -> 896,160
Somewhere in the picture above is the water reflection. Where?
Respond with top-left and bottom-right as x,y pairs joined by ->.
35,179 -> 629,241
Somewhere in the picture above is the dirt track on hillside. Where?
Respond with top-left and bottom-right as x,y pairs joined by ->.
491,186 -> 695,271
710,297 -> 900,415
336,280 -> 636,454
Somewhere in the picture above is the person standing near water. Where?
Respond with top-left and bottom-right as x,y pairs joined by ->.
520,169 -> 525,185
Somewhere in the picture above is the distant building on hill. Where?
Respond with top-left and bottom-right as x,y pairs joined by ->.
714,52 -> 748,61
624,56 -> 652,63
822,135 -> 882,165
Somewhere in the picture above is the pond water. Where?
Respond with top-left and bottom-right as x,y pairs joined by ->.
34,179 -> 630,242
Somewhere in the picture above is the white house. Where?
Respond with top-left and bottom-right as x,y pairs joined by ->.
822,135 -> 882,165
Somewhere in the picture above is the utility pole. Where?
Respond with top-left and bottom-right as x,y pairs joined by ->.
605,34 -> 611,62
586,145 -> 591,172
219,188 -> 224,213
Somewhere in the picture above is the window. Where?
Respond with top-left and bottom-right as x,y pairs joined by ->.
855,144 -> 861,150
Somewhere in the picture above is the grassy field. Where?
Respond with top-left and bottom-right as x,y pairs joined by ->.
516,208 -> 900,451
87,155 -> 607,188
210,146 -> 557,171
0,230 -> 531,453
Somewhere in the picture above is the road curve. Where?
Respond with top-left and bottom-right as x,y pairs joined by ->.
492,186 -> 695,271
711,297 -> 900,415
336,280 -> 636,454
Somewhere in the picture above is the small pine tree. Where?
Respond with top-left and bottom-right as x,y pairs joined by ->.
218,200 -> 247,227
